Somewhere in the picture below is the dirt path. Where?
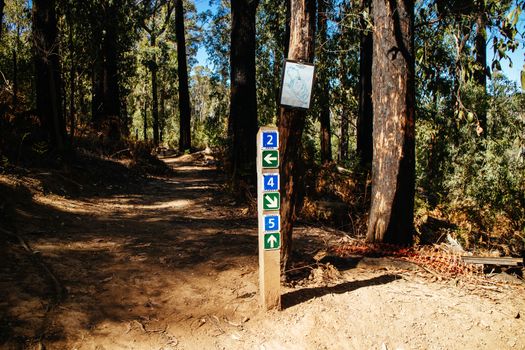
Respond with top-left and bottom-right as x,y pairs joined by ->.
1,155 -> 525,350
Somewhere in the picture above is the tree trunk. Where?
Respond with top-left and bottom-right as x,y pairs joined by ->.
176,0 -> 192,152
276,0 -> 291,127
317,0 -> 332,164
12,48 -> 17,109
69,63 -> 76,140
12,24 -> 21,109
229,0 -> 259,189
279,0 -> 316,274
91,3 -> 120,140
339,110 -> 349,162
367,0 -> 415,244
0,0 -> 4,39
284,0 -> 291,58
102,2 -> 121,141
121,97 -> 129,137
151,46 -> 159,146
143,97 -> 148,141
68,21 -> 75,141
61,64 -> 67,130
32,0 -> 66,151
78,69 -> 87,123
91,36 -> 103,129
474,9 -> 487,134
160,88 -> 165,143
357,0 -> 373,167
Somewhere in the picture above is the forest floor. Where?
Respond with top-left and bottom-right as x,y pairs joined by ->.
1,153 -> 525,350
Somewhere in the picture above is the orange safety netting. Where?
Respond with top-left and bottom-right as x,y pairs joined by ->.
333,243 -> 485,278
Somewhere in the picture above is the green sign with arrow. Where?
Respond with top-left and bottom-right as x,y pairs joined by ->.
264,233 -> 280,250
262,150 -> 279,168
263,192 -> 280,210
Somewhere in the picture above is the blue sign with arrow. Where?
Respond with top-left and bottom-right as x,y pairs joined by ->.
262,131 -> 279,149
264,214 -> 280,232
263,174 -> 279,191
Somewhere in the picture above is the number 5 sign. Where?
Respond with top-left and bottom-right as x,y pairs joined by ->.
264,215 -> 280,232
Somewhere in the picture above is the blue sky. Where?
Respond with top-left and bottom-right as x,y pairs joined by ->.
491,14 -> 525,88
192,1 -> 524,88
193,0 -> 211,67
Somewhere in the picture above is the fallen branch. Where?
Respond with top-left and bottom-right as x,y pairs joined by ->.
110,148 -> 131,158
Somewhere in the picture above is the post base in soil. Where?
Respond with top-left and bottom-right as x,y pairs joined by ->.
259,248 -> 281,310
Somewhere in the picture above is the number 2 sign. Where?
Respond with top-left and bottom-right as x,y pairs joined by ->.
262,131 -> 278,149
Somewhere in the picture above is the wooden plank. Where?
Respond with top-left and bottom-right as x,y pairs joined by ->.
461,256 -> 523,266
257,127 -> 281,310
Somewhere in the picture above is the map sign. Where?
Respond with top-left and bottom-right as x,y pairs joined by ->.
280,60 -> 315,109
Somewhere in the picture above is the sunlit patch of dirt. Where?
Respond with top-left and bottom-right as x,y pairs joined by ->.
1,154 -> 524,350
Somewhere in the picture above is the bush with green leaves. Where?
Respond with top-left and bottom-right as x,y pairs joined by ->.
417,75 -> 525,253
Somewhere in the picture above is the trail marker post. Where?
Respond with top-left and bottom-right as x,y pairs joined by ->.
257,126 -> 281,310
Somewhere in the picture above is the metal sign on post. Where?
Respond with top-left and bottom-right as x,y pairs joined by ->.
262,173 -> 279,191
279,60 -> 316,110
257,126 -> 281,310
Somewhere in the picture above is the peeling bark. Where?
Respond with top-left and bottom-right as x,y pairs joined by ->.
279,0 -> 316,274
367,0 -> 415,244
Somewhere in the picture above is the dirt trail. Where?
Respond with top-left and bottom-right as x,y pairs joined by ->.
1,155 -> 525,350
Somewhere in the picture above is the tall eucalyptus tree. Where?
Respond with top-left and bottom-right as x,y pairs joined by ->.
279,0 -> 316,273
33,0 -> 66,151
229,0 -> 259,190
367,0 -> 415,244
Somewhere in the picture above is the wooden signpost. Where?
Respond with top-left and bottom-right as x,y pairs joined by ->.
257,126 -> 281,310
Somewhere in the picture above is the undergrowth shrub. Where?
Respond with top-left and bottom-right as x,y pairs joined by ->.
417,76 -> 525,255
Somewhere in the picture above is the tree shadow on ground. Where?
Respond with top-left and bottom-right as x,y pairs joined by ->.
0,156 -> 349,348
282,274 -> 401,309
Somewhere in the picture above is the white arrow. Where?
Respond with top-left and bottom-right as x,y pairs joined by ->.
265,195 -> 279,208
264,153 -> 278,164
267,235 -> 278,248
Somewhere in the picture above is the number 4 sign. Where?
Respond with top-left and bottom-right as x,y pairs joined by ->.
263,174 -> 279,191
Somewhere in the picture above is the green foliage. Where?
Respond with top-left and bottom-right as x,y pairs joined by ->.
417,75 -> 525,252
0,0 -> 33,109
256,0 -> 287,126
1,0 -> 524,252
190,66 -> 229,149
521,64 -> 525,91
